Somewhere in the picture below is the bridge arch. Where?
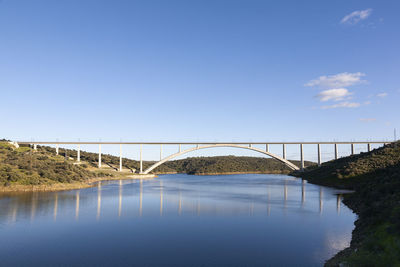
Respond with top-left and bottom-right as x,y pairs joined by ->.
142,144 -> 299,174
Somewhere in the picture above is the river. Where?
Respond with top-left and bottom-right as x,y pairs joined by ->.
0,174 -> 356,266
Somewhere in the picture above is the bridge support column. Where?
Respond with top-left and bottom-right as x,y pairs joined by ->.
300,144 -> 304,171
282,144 -> 286,159
77,144 -> 80,162
368,143 -> 371,152
56,144 -> 59,155
249,144 -> 252,148
351,143 -> 355,155
265,144 -> 269,152
317,144 -> 321,166
33,144 -> 37,150
334,144 -> 338,160
179,144 -> 181,153
140,144 -> 143,174
98,144 -> 102,168
119,144 -> 122,172
160,144 -> 163,161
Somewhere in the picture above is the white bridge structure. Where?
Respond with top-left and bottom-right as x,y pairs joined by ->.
17,141 -> 390,174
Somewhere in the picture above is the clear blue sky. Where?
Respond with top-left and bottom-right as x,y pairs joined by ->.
1,0 -> 399,160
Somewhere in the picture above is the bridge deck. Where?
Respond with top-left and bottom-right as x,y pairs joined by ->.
16,141 -> 389,145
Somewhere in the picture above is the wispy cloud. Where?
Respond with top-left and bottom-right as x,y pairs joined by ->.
359,118 -> 376,122
376,92 -> 388,98
321,102 -> 360,109
315,88 -> 352,102
305,72 -> 365,88
341,9 -> 373,24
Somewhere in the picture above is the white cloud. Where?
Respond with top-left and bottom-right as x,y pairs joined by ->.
305,72 -> 365,88
359,118 -> 376,122
321,102 -> 361,109
341,9 -> 373,24
377,92 -> 388,98
315,88 -> 352,102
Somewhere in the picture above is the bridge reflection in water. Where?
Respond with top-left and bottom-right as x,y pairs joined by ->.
0,176 -> 347,224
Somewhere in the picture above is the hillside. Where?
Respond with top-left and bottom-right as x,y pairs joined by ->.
0,142 -> 110,188
292,142 -> 400,266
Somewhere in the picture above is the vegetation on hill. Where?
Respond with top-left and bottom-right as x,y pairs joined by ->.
160,156 -> 312,174
292,142 -> 400,266
0,142 -> 104,187
39,145 -> 312,174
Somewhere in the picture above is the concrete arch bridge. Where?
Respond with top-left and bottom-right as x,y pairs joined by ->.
142,144 -> 299,174
17,141 -> 389,174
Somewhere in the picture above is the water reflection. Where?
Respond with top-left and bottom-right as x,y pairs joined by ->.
139,179 -> 143,216
160,180 -> 163,216
75,190 -> 80,220
119,180 -> 122,218
0,176 -> 351,223
97,182 -> 101,220
178,192 -> 182,215
54,193 -> 58,221
337,194 -> 342,214
0,174 -> 355,267
319,188 -> 324,214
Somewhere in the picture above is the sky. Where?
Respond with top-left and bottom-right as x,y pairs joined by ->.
1,0 -> 399,161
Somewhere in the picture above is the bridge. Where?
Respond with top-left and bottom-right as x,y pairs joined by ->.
16,141 -> 390,173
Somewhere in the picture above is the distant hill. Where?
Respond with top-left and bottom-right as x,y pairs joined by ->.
293,142 -> 400,266
156,155 -> 313,174
39,145 -> 314,174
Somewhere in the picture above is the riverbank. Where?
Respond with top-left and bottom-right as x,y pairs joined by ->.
0,174 -> 156,193
191,170 -> 291,175
155,170 -> 291,175
292,142 -> 400,266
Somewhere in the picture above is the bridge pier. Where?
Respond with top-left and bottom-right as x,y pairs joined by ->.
98,144 -> 102,168
160,144 -> 163,161
77,144 -> 80,162
282,144 -> 286,159
351,143 -> 355,155
56,144 -> 59,155
140,144 -> 143,174
334,144 -> 338,160
368,143 -> 371,152
119,144 -> 122,172
317,144 -> 321,166
265,144 -> 269,152
33,144 -> 37,150
300,144 -> 304,171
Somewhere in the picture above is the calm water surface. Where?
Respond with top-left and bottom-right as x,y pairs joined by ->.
0,174 -> 355,266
